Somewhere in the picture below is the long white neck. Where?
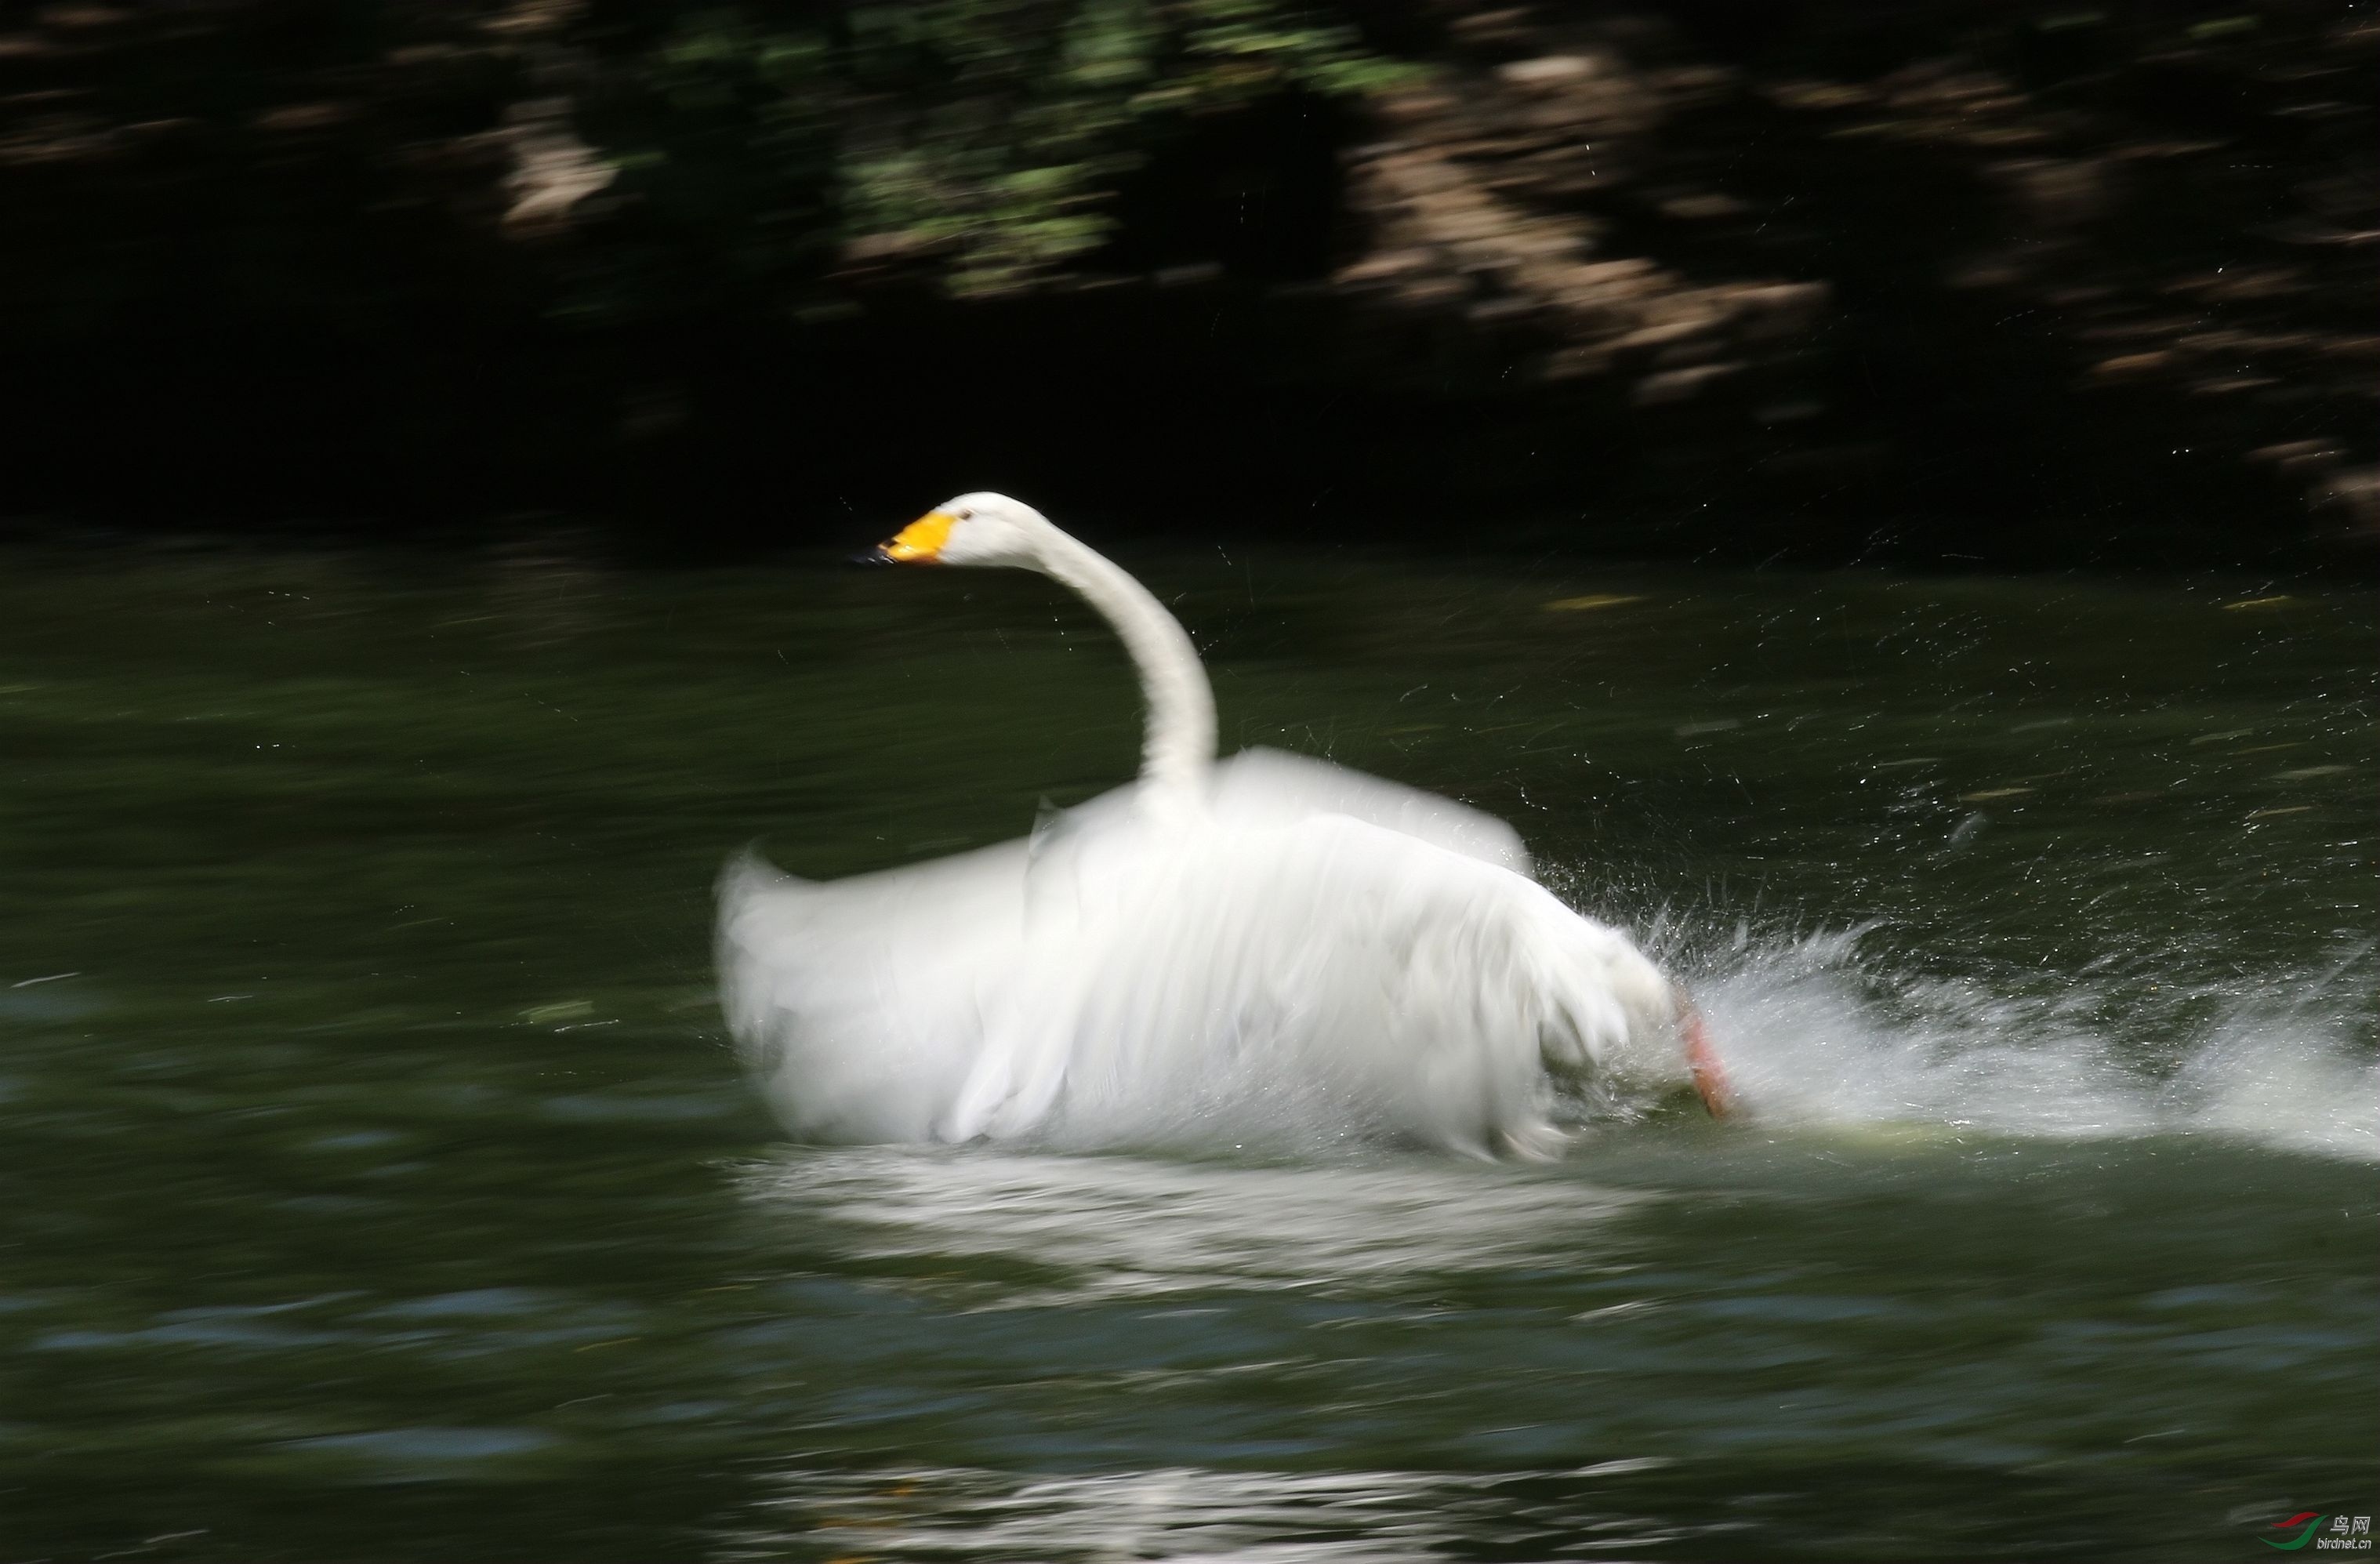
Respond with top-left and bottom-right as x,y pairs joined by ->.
1034,530 -> 1216,815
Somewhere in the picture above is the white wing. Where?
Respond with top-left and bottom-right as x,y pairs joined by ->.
716,749 -> 1664,1152
717,840 -> 1029,1141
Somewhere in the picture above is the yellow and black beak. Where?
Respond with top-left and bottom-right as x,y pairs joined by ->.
878,510 -> 956,564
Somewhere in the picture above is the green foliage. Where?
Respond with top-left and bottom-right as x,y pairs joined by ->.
579,1 -> 1413,310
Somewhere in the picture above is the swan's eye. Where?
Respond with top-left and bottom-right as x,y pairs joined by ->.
957,509 -> 974,521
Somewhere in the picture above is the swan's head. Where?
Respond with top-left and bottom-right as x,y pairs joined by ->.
880,492 -> 1054,568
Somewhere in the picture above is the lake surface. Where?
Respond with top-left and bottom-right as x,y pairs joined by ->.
2,540 -> 2371,1561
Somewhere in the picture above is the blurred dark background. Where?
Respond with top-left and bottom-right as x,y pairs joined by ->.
5,0 -> 2373,564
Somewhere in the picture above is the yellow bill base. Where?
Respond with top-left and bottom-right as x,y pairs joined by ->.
880,510 -> 956,563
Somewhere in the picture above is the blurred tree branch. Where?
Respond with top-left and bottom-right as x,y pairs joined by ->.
568,0 -> 1412,310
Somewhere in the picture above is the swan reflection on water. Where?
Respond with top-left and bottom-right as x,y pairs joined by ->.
735,1146 -> 1651,1306
722,1149 -> 1693,1559
717,1460 -> 1690,1564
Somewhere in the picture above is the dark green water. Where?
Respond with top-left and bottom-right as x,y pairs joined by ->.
2,543 -> 2371,1562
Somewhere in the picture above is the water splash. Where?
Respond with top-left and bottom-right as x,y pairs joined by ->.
1686,926 -> 2378,1160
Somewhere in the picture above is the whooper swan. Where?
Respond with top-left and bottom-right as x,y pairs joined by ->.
717,492 -> 1732,1156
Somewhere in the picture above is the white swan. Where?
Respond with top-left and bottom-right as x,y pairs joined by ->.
717,492 -> 1732,1157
